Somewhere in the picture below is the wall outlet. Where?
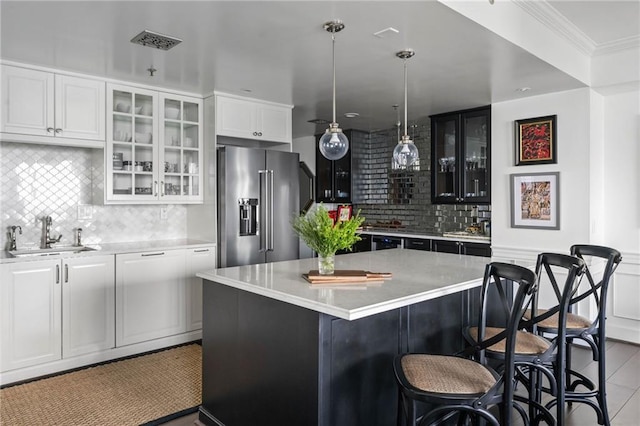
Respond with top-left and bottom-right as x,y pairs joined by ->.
160,207 -> 168,220
77,204 -> 93,220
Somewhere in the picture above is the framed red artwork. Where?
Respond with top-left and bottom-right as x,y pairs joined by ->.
515,115 -> 557,166
337,205 -> 352,222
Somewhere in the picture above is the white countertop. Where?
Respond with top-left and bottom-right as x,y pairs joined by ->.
197,249 -> 489,321
0,239 -> 216,264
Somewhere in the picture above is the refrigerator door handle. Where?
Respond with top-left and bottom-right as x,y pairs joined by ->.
268,170 -> 274,251
259,170 -> 268,253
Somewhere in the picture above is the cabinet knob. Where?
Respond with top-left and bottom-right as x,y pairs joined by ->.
253,131 -> 258,136
257,132 -> 263,137
47,127 -> 54,133
55,128 -> 62,134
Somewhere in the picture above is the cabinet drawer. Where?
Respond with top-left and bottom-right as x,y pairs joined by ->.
405,238 -> 431,251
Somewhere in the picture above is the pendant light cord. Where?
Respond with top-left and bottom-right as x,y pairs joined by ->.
332,33 -> 336,124
403,58 -> 408,138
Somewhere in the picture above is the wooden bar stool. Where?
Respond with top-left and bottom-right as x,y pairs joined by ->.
393,262 -> 538,425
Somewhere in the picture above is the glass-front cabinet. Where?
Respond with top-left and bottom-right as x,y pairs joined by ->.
430,106 -> 490,204
106,84 -> 203,204
315,130 -> 352,203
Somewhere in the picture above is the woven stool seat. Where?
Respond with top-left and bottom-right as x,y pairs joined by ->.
524,309 -> 592,330
401,354 -> 495,395
468,326 -> 551,355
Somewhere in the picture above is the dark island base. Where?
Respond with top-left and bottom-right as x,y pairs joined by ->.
199,280 -> 479,426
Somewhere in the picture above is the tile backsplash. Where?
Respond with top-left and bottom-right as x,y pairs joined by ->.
1,143 -> 187,251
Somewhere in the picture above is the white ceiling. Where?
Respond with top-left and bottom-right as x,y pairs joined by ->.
1,1 -> 638,138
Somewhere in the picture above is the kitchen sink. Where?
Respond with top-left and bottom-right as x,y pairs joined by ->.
8,246 -> 97,258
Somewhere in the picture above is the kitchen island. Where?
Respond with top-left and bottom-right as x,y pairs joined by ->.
197,249 -> 490,426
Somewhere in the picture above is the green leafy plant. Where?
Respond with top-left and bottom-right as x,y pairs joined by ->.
292,205 -> 365,257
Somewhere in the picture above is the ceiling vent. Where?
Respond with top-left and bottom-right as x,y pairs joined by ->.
130,30 -> 182,51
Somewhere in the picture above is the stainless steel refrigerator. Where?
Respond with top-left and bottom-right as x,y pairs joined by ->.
217,146 -> 300,267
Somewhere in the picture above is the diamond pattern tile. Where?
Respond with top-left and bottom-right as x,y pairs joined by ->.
1,143 -> 187,250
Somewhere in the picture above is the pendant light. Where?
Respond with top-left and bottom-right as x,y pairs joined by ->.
319,20 -> 349,161
392,49 -> 419,169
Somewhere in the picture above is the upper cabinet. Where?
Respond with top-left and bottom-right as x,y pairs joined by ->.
430,106 -> 491,205
315,130 -> 352,203
1,64 -> 105,147
215,93 -> 292,144
105,83 -> 203,204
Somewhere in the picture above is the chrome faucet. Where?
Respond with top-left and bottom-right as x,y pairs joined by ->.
42,216 -> 62,249
9,225 -> 22,251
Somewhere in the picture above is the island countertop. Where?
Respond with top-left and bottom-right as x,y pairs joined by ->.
197,249 -> 489,320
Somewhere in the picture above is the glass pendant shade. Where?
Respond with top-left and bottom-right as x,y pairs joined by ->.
319,126 -> 349,160
393,136 -> 419,168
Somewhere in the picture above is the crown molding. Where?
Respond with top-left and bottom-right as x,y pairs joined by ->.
513,0 -> 640,57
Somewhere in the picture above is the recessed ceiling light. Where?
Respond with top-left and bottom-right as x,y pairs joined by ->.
516,87 -> 532,92
373,27 -> 400,38
344,112 -> 359,118
308,118 -> 331,125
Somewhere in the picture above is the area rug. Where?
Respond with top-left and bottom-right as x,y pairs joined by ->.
0,344 -> 201,426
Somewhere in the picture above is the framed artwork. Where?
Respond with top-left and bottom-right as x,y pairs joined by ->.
510,172 -> 559,229
337,205 -> 353,222
515,115 -> 557,165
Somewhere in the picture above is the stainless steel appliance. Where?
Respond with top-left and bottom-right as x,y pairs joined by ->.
217,146 -> 300,267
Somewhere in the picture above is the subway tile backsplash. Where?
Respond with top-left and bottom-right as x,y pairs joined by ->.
351,121 -> 491,234
1,143 -> 186,251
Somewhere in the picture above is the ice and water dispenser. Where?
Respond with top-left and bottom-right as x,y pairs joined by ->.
238,198 -> 258,236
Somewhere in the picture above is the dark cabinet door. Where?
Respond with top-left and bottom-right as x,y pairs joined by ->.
433,240 -> 491,257
431,106 -> 490,205
405,238 -> 431,251
315,130 -> 352,203
462,242 -> 491,257
432,240 -> 460,255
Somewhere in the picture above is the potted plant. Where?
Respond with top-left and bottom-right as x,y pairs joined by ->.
292,204 -> 365,275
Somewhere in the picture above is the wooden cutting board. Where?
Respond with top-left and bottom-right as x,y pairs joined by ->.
303,270 -> 392,285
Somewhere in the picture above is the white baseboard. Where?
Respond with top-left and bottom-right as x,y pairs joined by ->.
0,330 -> 202,386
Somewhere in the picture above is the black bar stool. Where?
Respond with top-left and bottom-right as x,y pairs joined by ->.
532,245 -> 622,425
393,262 -> 538,425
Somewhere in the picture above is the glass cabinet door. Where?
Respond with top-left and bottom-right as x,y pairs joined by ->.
462,111 -> 489,202
432,114 -> 459,202
159,95 -> 202,202
108,85 -> 158,201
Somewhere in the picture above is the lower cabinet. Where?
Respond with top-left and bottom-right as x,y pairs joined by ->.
432,239 -> 491,257
63,255 -> 115,358
116,245 -> 216,346
116,249 -> 187,346
1,259 -> 61,372
186,246 -> 216,331
0,254 -> 115,372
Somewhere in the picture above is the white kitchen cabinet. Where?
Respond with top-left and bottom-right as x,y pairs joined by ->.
0,254 -> 116,373
186,246 -> 216,331
0,259 -> 62,372
62,255 -> 115,358
215,93 -> 292,144
105,84 -> 203,204
1,64 -> 105,146
116,249 -> 187,346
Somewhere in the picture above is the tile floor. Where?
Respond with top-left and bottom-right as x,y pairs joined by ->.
165,340 -> 640,426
